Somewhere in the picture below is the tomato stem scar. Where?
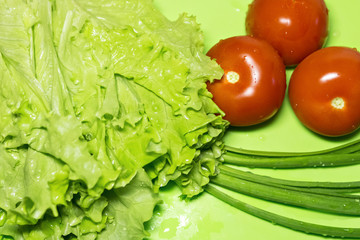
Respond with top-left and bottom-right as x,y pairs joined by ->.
226,71 -> 240,84
331,97 -> 345,109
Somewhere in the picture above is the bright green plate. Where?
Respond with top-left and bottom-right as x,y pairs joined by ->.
147,0 -> 360,239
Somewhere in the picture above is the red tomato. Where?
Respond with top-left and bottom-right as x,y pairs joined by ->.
289,47 -> 360,137
207,36 -> 286,126
245,0 -> 329,66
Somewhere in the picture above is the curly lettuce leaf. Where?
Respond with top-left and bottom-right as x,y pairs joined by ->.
0,0 -> 227,239
0,170 -> 159,240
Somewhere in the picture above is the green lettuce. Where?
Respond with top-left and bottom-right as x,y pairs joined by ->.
0,0 -> 227,239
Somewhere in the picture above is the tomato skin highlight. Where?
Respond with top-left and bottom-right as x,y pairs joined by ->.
207,36 -> 287,126
289,47 -> 360,137
245,0 -> 329,66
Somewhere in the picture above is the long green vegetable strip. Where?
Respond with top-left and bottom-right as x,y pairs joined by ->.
224,139 -> 360,169
225,138 -> 360,157
266,184 -> 360,198
220,165 -> 360,198
220,165 -> 360,189
223,152 -> 360,168
206,185 -> 360,239
211,173 -> 360,216
209,139 -> 360,238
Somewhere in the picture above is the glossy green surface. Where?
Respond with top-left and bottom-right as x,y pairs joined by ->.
147,0 -> 360,239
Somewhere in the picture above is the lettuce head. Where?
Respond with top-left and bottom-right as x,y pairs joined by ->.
0,0 -> 227,239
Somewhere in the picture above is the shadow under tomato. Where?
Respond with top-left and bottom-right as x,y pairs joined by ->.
313,127 -> 360,142
226,97 -> 360,142
226,103 -> 285,133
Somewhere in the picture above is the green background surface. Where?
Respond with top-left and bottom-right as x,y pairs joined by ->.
147,0 -> 360,239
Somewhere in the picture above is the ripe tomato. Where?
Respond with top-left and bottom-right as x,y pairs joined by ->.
206,36 -> 286,126
245,0 -> 329,66
289,47 -> 360,137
